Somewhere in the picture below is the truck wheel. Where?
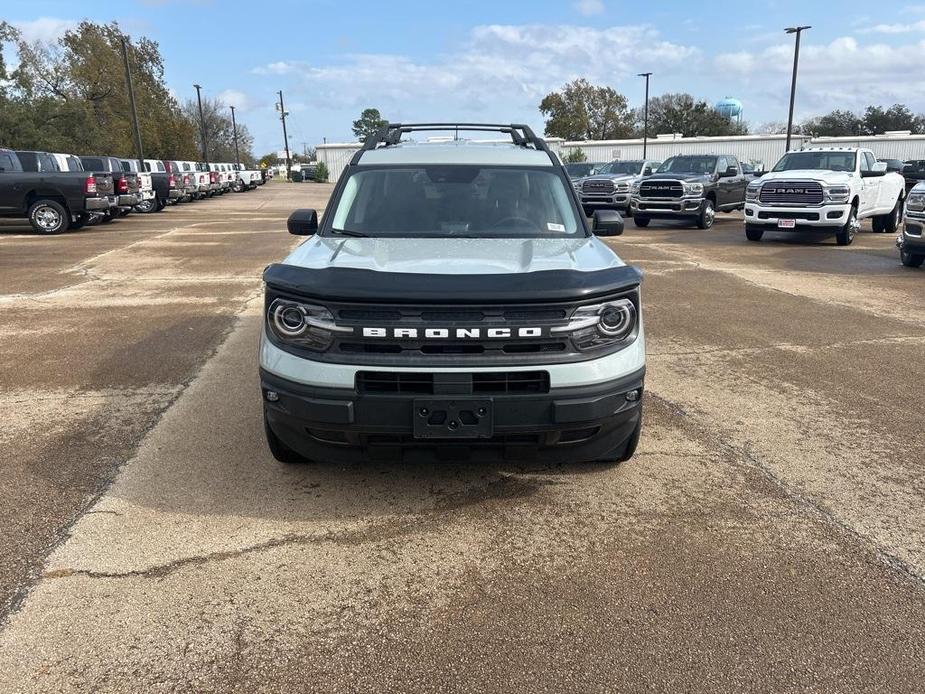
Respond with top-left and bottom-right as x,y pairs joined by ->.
264,412 -> 308,464
28,200 -> 69,235
884,196 -> 903,233
745,225 -> 764,242
135,198 -> 156,213
632,216 -> 650,228
99,210 -> 116,224
696,198 -> 715,229
836,205 -> 859,246
900,248 -> 925,267
233,180 -> 245,193
872,216 -> 884,233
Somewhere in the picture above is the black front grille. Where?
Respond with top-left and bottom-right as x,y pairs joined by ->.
356,371 -> 550,395
582,179 -> 615,195
639,180 -> 683,198
758,181 -> 823,205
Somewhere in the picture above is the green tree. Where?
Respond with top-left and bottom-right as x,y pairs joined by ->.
539,78 -> 634,140
314,161 -> 329,182
861,104 -> 924,135
563,148 -> 586,163
352,108 -> 387,141
801,109 -> 862,137
635,93 -> 747,138
2,21 -> 198,158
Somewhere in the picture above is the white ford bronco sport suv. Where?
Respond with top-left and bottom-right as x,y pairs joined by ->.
745,147 -> 906,245
260,123 -> 645,465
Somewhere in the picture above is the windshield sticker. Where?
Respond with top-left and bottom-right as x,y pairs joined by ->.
547,222 -> 565,232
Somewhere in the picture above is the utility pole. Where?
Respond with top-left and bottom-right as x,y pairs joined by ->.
193,83 -> 208,161
120,36 -> 144,171
785,26 -> 811,153
277,90 -> 292,181
230,105 -> 240,167
638,72 -> 652,158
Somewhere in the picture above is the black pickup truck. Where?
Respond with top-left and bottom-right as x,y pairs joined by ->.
0,148 -> 114,233
629,154 -> 748,229
79,156 -> 141,221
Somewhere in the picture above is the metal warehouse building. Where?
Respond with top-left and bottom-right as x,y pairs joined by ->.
316,131 -> 925,182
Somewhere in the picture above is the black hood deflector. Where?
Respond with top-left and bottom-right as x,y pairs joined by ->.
263,264 -> 642,304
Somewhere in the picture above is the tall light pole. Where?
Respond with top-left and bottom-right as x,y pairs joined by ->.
230,105 -> 240,167
276,90 -> 292,181
784,26 -> 811,153
120,36 -> 144,171
638,72 -> 652,158
193,83 -> 208,162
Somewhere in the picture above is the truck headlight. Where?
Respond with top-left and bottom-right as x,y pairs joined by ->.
614,181 -> 630,192
746,182 -> 760,201
683,182 -> 703,196
266,297 -> 347,351
555,296 -> 638,351
824,185 -> 850,203
631,182 -> 641,194
907,192 -> 925,212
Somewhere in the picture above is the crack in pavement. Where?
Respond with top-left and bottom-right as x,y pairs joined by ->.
644,390 -> 925,589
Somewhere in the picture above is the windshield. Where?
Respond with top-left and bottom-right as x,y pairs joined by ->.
657,156 -> 716,175
329,165 -> 583,239
564,163 -> 594,178
596,161 -> 641,176
773,152 -> 856,172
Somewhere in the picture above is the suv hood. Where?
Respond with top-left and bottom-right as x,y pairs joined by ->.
759,170 -> 854,184
282,236 -> 625,275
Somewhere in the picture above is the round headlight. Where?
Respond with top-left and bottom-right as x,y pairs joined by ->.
273,303 -> 307,337
597,300 -> 636,338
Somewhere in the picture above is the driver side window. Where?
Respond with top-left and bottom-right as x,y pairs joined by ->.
859,153 -> 870,172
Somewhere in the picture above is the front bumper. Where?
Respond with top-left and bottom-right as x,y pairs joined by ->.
899,215 -> 925,252
744,202 -> 849,229
261,367 -> 644,464
85,196 -> 110,211
631,195 -> 704,217
581,193 -> 630,210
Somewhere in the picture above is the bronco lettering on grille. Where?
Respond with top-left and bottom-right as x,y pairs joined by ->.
362,327 -> 544,339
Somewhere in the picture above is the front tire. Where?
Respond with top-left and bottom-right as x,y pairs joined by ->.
28,200 -> 69,235
836,204 -> 859,246
135,198 -> 156,213
884,196 -> 903,233
264,411 -> 309,464
696,198 -> 715,229
745,224 -> 764,242
632,216 -> 650,228
900,248 -> 925,267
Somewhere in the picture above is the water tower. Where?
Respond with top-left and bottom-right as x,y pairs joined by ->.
715,97 -> 744,126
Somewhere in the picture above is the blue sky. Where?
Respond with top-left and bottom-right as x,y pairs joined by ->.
6,0 -> 925,154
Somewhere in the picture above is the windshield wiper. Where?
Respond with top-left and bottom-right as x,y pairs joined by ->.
331,229 -> 370,238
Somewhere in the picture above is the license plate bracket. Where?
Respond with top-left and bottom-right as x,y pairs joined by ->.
777,218 -> 796,229
412,399 -> 493,439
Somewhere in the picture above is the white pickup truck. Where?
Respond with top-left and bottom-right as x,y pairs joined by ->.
232,163 -> 261,192
119,159 -> 156,212
745,147 -> 906,246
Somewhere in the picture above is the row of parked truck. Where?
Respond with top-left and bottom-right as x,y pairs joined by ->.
0,148 -> 267,234
566,147 -> 920,266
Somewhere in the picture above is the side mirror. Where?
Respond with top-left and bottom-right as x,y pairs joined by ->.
287,208 -> 318,235
872,161 -> 887,173
592,209 -> 624,236
753,170 -> 766,177
725,166 -> 738,176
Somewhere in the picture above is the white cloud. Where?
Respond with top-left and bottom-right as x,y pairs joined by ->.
11,17 -> 77,44
859,20 -> 925,33
251,23 -> 700,121
574,0 -> 605,16
217,89 -> 255,111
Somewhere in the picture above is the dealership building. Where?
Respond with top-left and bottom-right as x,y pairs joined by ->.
316,130 -> 925,181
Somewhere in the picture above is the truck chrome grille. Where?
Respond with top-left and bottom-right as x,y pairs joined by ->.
758,181 -> 824,205
582,179 -> 615,195
639,180 -> 683,198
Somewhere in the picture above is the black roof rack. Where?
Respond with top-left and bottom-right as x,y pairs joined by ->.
351,122 -> 557,166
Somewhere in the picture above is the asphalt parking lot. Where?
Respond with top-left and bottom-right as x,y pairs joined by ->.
1,185 -> 924,692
